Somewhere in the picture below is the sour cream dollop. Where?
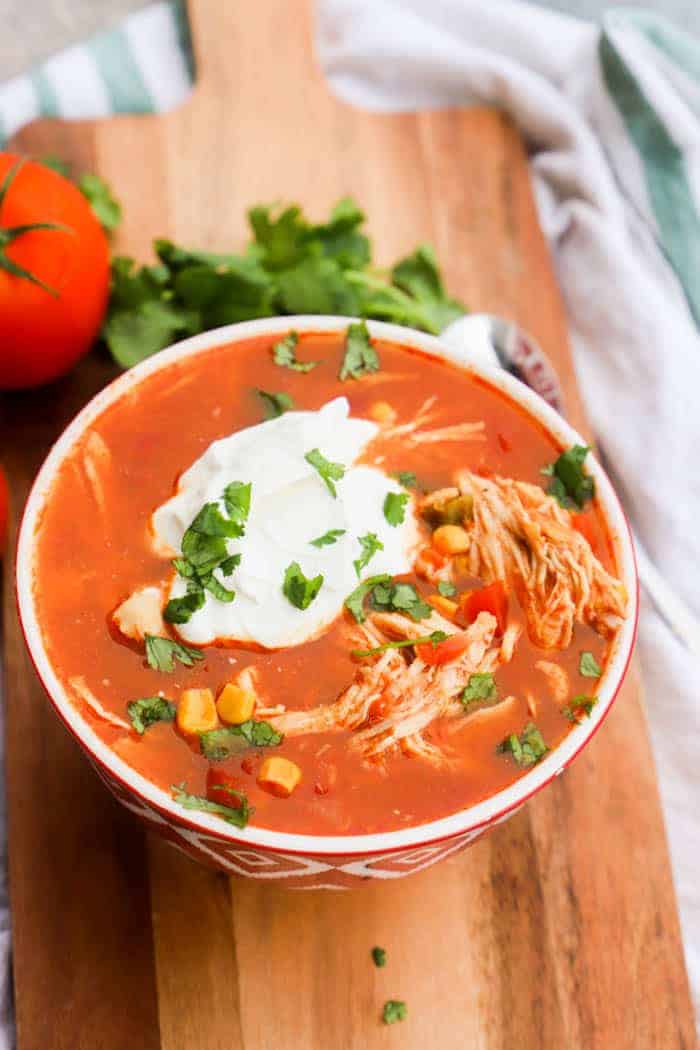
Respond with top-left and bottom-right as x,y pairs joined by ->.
152,397 -> 418,648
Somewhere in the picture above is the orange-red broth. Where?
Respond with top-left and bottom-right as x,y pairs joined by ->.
34,332 -> 614,835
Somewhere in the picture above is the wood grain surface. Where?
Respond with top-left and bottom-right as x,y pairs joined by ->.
1,1 -> 695,1048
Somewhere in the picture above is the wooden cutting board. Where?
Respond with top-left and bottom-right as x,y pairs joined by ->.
1,2 -> 695,1047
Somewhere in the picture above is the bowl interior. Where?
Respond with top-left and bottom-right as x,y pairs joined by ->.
16,316 -> 639,856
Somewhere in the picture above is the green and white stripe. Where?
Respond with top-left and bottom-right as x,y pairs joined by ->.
0,0 -> 194,147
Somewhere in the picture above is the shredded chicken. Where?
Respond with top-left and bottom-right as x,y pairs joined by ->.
535,659 -> 569,706
455,470 -> 627,649
112,585 -> 165,641
81,431 -> 111,516
269,610 -> 518,766
375,397 -> 486,447
70,676 -> 130,731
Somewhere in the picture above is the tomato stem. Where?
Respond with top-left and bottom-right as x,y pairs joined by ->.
0,159 -> 73,297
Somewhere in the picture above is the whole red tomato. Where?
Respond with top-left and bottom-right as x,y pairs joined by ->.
0,464 -> 8,556
0,153 -> 110,389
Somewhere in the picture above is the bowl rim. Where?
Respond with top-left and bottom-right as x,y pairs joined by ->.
16,315 -> 639,857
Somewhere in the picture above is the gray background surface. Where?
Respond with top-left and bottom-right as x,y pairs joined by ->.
0,0 -> 698,81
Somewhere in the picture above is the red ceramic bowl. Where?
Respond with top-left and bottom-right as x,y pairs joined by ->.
16,317 -> 638,888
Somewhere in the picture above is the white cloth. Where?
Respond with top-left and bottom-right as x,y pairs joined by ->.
316,0 -> 700,1024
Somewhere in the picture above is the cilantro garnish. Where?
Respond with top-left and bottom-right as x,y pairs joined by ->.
145,635 -> 204,673
437,580 -> 457,598
460,672 -> 497,707
102,200 -> 464,370
344,574 -> 392,624
257,389 -> 295,418
171,783 -> 250,828
498,722 -> 548,767
563,695 -> 598,724
165,482 -> 251,624
382,1000 -> 407,1025
339,321 -> 380,381
393,471 -> 417,489
310,528 -> 346,548
200,719 -> 283,761
78,173 -> 122,233
127,696 -> 176,735
372,946 -> 387,968
305,448 -> 346,498
272,331 -> 318,373
354,532 -> 384,577
283,561 -> 324,610
351,630 -> 447,659
544,445 -> 595,510
370,580 -> 432,622
579,651 -> 602,678
383,491 -> 409,526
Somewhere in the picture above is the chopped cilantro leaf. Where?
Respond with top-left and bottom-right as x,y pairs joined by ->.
344,574 -> 392,624
383,491 -> 409,526
372,946 -> 387,968
305,448 -> 346,498
498,722 -> 548,767
382,1000 -> 407,1025
223,481 -> 251,527
563,695 -> 598,724
351,630 -> 447,659
220,553 -> 242,576
257,389 -> 295,418
438,580 -> 457,598
172,783 -> 250,828
339,321 -> 380,380
200,719 -> 283,761
202,573 -> 236,603
393,471 -> 417,489
164,588 -> 205,624
144,635 -> 204,673
370,580 -> 432,622
78,173 -> 122,233
354,532 -> 384,577
189,501 -> 243,539
310,528 -> 346,548
579,651 -> 602,678
272,331 -> 318,372
283,561 -> 324,610
460,672 -> 497,707
544,445 -> 595,509
128,696 -> 176,735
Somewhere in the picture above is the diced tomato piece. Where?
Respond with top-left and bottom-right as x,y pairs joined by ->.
240,755 -> 257,776
459,581 -> 508,634
497,432 -> 512,453
571,511 -> 597,550
415,631 -> 473,665
206,767 -> 245,807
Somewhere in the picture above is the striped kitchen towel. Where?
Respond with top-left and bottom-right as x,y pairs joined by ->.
0,0 -> 194,146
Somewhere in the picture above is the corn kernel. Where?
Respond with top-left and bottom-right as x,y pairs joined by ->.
217,683 -> 256,725
368,400 -> 397,424
432,524 -> 471,556
427,593 -> 459,619
257,756 -> 302,798
176,688 -> 218,735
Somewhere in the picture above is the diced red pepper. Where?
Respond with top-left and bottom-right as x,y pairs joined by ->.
460,580 -> 509,634
206,767 -> 245,807
415,631 -> 474,665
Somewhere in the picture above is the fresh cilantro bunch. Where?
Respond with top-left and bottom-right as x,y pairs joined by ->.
103,198 -> 465,368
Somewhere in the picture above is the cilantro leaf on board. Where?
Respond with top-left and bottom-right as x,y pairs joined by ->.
372,946 -> 387,968
382,1001 -> 407,1025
